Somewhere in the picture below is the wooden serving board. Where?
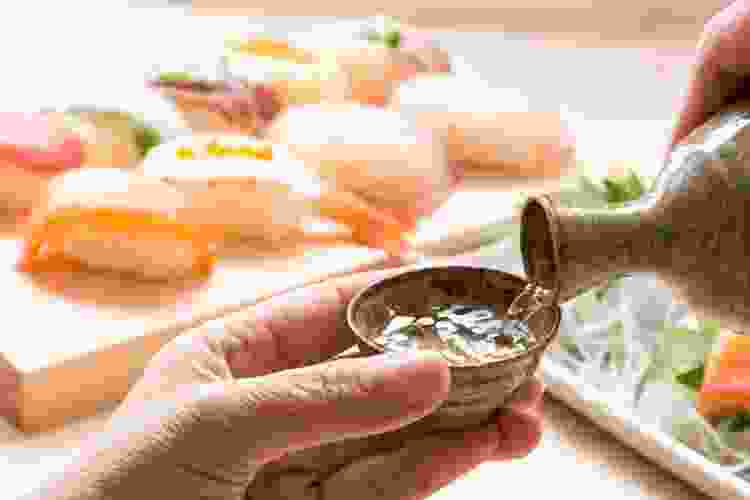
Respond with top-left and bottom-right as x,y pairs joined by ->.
0,241 -> 394,433
0,176 -> 565,434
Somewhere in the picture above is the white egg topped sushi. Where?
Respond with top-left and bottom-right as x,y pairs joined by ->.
140,134 -> 409,254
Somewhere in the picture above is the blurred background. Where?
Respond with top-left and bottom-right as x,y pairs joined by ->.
187,0 -> 732,46
173,0 -> 732,179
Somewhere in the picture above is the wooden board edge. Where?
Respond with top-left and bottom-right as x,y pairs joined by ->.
10,253 -> 400,434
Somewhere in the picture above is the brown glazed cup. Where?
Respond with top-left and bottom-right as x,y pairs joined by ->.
346,265 -> 561,432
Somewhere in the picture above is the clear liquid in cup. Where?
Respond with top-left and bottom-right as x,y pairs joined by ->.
374,297 -> 544,364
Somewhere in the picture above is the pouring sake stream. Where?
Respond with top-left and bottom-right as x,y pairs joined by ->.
519,99 -> 750,335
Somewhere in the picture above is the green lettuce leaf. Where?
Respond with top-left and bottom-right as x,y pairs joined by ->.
602,169 -> 650,206
557,332 -> 586,362
671,412 -> 744,465
605,319 -> 626,372
595,272 -> 628,301
638,321 -> 720,394
157,71 -> 193,83
132,119 -> 162,158
476,221 -> 520,249
675,364 -> 705,392
365,16 -> 402,49
573,288 -> 599,323
717,411 -> 750,434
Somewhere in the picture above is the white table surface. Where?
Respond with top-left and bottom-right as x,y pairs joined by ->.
0,6 -> 700,498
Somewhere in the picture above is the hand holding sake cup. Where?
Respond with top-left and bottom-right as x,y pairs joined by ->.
27,268 -> 546,500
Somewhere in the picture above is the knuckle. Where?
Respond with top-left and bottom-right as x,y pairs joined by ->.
313,365 -> 349,402
347,368 -> 379,399
278,362 -> 376,404
236,379 -> 282,413
308,364 -> 358,402
321,362 -> 378,401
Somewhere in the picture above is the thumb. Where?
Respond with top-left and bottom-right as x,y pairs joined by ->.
202,350 -> 451,465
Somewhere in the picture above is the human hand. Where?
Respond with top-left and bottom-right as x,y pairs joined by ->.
29,267 -> 543,500
670,0 -> 750,149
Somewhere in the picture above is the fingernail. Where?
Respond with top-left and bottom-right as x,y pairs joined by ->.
505,380 -> 544,410
495,409 -> 542,460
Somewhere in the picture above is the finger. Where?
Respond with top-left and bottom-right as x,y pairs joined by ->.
493,406 -> 542,461
482,378 -> 544,461
205,350 -> 451,464
223,267 -> 407,378
321,424 -> 499,500
222,253 -> 472,378
503,377 -> 545,413
671,0 -> 750,148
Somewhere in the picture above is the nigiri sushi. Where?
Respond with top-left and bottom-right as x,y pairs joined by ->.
223,36 -> 345,108
50,107 -> 161,168
317,44 -> 420,108
18,167 -> 215,281
264,103 -> 459,230
139,134 -> 409,255
317,16 -> 452,106
224,34 -> 399,108
225,18 -> 452,110
391,75 -> 576,178
0,112 -> 86,220
147,72 -> 283,137
356,16 -> 452,74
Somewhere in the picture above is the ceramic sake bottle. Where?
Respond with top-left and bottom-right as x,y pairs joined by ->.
519,99 -> 750,334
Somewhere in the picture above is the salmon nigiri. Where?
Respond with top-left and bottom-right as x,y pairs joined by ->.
139,134 -> 410,255
18,167 -> 215,281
